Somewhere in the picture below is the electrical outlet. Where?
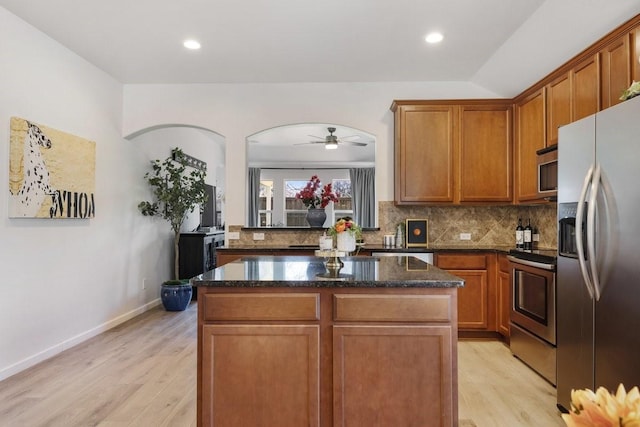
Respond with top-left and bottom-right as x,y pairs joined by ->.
227,231 -> 240,240
253,232 -> 265,240
459,233 -> 472,240
142,278 -> 147,290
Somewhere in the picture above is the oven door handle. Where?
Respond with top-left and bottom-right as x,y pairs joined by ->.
506,255 -> 555,271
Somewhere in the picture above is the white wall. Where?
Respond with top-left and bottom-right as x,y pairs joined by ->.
131,126 -> 226,232
122,82 -> 501,228
0,6 -> 500,380
0,8 -> 215,380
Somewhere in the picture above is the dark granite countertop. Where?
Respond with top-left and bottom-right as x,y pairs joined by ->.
191,255 -> 464,288
217,244 -> 520,254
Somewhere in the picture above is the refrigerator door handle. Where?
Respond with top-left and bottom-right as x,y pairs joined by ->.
588,164 -> 602,301
576,164 -> 596,300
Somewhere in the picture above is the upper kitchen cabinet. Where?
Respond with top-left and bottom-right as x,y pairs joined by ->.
391,100 -> 512,205
572,54 -> 601,121
514,89 -> 546,203
458,104 -> 512,203
392,103 -> 455,204
546,72 -> 572,146
601,33 -> 632,109
633,28 -> 640,82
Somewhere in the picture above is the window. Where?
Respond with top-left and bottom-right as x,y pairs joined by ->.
332,178 -> 353,223
284,180 -> 309,226
259,180 -> 273,227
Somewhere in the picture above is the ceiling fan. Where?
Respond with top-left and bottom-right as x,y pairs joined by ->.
295,127 -> 369,150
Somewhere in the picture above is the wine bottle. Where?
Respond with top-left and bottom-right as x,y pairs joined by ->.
515,218 -> 524,249
524,218 -> 532,250
532,226 -> 540,250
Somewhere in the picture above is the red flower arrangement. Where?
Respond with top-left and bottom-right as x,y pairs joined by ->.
295,175 -> 339,208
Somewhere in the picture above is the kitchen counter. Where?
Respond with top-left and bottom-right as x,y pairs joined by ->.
192,255 -> 464,288
218,243 -> 520,253
193,255 -> 461,426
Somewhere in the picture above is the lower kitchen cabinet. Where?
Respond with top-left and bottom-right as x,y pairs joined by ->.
197,288 -> 458,427
201,324 -> 320,427
333,325 -> 454,427
436,252 -> 497,332
497,254 -> 512,338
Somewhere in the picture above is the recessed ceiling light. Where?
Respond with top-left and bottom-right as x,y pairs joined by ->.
183,39 -> 201,50
425,32 -> 444,44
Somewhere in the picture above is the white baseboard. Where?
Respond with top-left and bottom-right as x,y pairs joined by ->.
0,298 -> 162,382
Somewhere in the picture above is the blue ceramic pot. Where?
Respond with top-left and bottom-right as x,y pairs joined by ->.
161,282 -> 192,311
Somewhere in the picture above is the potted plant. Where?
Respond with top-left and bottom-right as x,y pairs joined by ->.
139,147 -> 207,311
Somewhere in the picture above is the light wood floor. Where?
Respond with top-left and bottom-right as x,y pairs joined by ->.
0,303 -> 566,427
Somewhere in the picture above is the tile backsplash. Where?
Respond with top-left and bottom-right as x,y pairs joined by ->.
228,201 -> 557,249
376,201 -> 557,249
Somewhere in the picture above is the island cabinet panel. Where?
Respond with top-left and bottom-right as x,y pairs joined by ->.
458,105 -> 512,203
333,294 -> 452,323
201,324 -> 320,427
197,285 -> 459,427
515,89 -> 547,203
601,33 -> 631,110
201,293 -> 320,321
333,325 -> 454,427
435,253 -> 497,332
394,104 -> 455,204
497,254 -> 512,339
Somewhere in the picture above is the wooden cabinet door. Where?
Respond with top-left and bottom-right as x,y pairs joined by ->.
458,105 -> 512,203
448,270 -> 489,330
572,54 -> 600,121
515,89 -> 546,202
497,254 -> 511,338
395,105 -> 455,204
546,72 -> 572,146
436,253 -> 493,331
601,33 -> 631,109
633,28 -> 640,83
201,324 -> 320,427
333,325 -> 455,427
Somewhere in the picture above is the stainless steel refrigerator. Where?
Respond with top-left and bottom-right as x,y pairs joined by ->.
557,95 -> 640,411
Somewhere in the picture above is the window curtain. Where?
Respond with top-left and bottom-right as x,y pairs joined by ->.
247,167 -> 261,227
349,168 -> 375,228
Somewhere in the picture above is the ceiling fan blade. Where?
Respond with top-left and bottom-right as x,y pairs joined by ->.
340,134 -> 361,141
343,141 -> 369,146
294,140 -> 325,145
308,134 -> 326,140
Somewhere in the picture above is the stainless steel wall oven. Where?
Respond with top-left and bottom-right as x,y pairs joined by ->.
507,250 -> 557,385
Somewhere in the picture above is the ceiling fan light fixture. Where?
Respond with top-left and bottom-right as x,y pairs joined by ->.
325,142 -> 338,150
425,32 -> 444,44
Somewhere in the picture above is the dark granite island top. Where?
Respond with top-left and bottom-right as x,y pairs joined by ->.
191,255 -> 464,288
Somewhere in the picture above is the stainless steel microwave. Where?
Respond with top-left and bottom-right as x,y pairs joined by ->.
537,144 -> 557,199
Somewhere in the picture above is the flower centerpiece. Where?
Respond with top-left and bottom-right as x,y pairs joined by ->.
562,383 -> 640,426
328,217 -> 362,253
295,175 -> 339,227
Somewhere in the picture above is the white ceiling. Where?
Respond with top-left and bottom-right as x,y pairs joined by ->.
2,0 -> 640,166
247,123 -> 376,168
2,0 -> 640,96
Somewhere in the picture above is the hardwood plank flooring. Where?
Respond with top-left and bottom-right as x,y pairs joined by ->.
0,303 -> 565,426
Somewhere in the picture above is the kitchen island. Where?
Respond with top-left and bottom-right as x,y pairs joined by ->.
192,255 -> 464,427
